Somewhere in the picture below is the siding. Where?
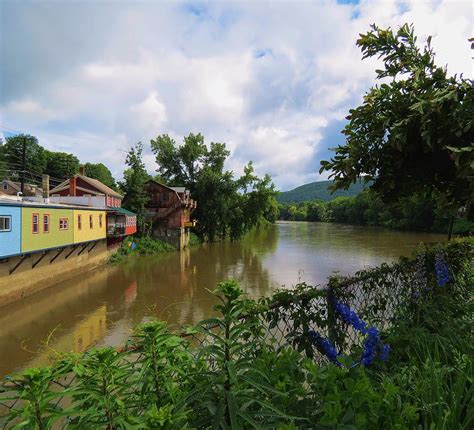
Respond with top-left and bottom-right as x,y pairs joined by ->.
73,210 -> 107,243
0,206 -> 21,258
22,207 -> 74,253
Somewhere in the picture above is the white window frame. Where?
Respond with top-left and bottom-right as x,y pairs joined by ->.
0,215 -> 12,232
59,218 -> 69,231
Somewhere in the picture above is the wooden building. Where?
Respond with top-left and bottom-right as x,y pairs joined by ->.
144,181 -> 197,249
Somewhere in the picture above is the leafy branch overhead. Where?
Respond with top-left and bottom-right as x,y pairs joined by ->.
320,24 -> 473,210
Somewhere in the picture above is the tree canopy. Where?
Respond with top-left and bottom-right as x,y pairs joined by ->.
0,134 -> 48,182
84,162 -> 118,190
45,151 -> 80,179
120,142 -> 151,232
320,24 -> 473,212
151,133 -> 278,241
0,134 -> 121,192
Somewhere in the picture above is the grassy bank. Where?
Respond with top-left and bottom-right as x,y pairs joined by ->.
109,236 -> 175,264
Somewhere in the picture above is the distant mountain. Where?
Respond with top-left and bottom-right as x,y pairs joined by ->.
277,180 -> 366,204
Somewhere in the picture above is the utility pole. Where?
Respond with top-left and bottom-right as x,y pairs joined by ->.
20,136 -> 27,194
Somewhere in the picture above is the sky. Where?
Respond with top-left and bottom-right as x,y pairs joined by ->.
0,0 -> 472,191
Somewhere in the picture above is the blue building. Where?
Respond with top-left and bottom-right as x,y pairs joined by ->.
0,204 -> 21,258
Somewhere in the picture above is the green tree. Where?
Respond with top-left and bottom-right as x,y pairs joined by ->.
151,133 -> 278,241
120,142 -> 151,233
1,134 -> 47,183
83,162 -> 118,190
0,138 -> 6,180
320,24 -> 474,212
45,151 -> 80,180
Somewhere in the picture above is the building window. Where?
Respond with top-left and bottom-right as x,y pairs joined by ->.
89,214 -> 93,229
2,183 -> 7,191
0,215 -> 11,232
78,214 -> 82,230
99,214 -> 103,228
43,214 -> 50,233
59,218 -> 69,230
161,192 -> 169,202
32,213 -> 39,234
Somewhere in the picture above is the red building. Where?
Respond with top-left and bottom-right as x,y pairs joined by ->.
144,180 -> 197,249
50,167 -> 137,243
50,167 -> 122,207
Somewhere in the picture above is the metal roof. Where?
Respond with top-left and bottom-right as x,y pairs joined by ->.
170,186 -> 186,193
0,197 -> 107,211
108,207 -> 136,217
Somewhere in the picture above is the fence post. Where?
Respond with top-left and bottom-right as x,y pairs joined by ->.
326,281 -> 337,345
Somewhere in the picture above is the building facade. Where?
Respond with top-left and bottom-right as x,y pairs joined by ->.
0,201 -> 112,259
50,168 -> 122,208
0,205 -> 21,257
144,180 -> 197,249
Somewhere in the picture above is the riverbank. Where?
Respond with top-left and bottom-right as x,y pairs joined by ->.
108,233 -> 202,264
278,192 -> 474,236
1,238 -> 472,428
108,236 -> 176,264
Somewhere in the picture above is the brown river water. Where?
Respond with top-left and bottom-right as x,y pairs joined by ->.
0,222 -> 445,377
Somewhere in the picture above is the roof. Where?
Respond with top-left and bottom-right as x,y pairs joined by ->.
50,174 -> 122,198
146,180 -> 191,197
1,180 -> 20,192
170,186 -> 186,193
1,180 -> 43,193
109,207 -> 136,217
0,197 -> 106,211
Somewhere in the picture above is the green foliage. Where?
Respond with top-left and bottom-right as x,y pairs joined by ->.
1,134 -> 48,182
83,162 -> 118,191
151,133 -> 278,241
278,179 -> 367,204
279,189 -> 474,235
109,236 -> 175,264
320,24 -> 474,214
2,240 -> 472,429
0,134 -> 120,190
120,142 -> 152,233
44,151 -> 80,179
188,232 -> 202,248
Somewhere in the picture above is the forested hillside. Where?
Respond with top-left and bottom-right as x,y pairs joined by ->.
277,180 -> 366,203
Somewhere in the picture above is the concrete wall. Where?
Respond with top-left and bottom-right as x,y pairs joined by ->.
0,239 -> 111,307
0,206 -> 21,258
153,226 -> 190,250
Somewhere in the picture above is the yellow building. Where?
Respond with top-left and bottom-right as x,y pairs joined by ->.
22,207 -> 75,253
73,209 -> 106,244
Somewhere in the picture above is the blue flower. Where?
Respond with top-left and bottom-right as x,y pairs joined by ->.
380,344 -> 391,362
333,301 -> 390,367
308,330 -> 341,364
435,253 -> 450,287
334,302 -> 367,333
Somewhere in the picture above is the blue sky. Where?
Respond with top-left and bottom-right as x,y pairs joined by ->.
0,0 -> 471,190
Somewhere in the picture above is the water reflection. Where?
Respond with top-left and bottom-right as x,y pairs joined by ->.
0,222 -> 444,377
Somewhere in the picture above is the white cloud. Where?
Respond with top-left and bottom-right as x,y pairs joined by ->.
0,0 -> 471,190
